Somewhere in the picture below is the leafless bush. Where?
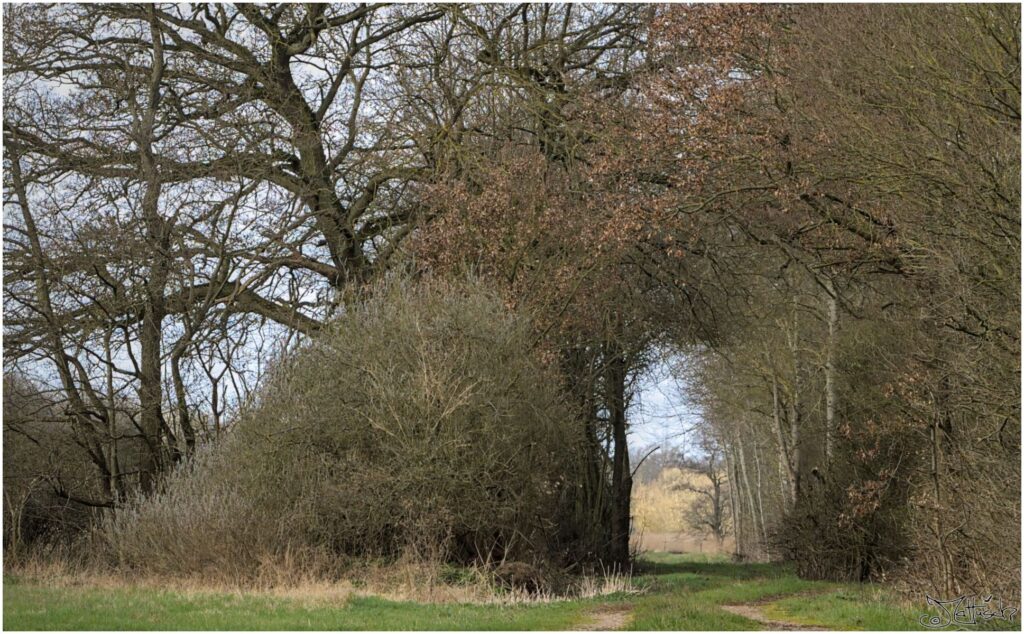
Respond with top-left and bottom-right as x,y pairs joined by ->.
103,278 -> 582,580
96,443 -> 333,583
3,375 -> 121,555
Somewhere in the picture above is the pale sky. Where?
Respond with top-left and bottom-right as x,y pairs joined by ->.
628,356 -> 702,453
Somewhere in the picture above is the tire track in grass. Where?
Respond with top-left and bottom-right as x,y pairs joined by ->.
721,602 -> 828,631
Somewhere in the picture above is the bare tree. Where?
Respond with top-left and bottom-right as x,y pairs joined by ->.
4,3 -> 445,493
679,441 -> 731,549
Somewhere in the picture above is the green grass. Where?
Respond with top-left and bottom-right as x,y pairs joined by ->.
4,553 -> 1019,630
2,577 -> 590,630
627,553 -> 1019,631
628,554 -> 820,630
764,588 -> 1021,632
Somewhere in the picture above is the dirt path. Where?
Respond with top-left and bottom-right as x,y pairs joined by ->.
573,604 -> 633,631
721,603 -> 828,631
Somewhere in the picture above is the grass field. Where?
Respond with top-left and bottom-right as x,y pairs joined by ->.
4,553 -> 1019,630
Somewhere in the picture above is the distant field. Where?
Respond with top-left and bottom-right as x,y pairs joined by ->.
5,553 -> 991,631
631,466 -> 734,555
634,531 -> 734,556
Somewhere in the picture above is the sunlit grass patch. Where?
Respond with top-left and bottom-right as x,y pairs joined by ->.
2,576 -> 591,631
764,586 -> 1022,631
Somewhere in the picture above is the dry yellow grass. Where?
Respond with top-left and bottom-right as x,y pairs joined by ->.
3,552 -> 636,607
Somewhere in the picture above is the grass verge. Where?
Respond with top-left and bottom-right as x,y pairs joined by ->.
2,576 -> 592,630
5,553 -> 1019,630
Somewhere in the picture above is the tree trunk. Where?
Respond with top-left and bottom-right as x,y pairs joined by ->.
170,343 -> 196,457
724,441 -> 742,559
138,304 -> 164,494
930,415 -> 951,596
562,346 -> 607,555
752,436 -> 769,551
786,310 -> 802,505
607,348 -> 632,568
736,434 -> 760,559
770,370 -> 794,510
729,443 -> 746,558
824,277 -> 838,467
103,331 -> 123,499
137,7 -> 168,494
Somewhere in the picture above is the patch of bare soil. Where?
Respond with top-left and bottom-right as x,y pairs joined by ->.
573,604 -> 633,631
721,603 -> 828,631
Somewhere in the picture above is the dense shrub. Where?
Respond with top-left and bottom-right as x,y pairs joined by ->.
3,417 -> 98,552
105,279 -> 583,578
99,441 -> 314,581
3,376 -> 130,553
776,466 -> 912,584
